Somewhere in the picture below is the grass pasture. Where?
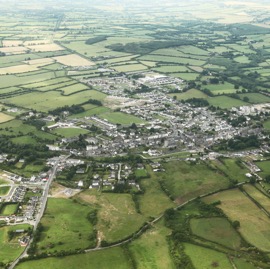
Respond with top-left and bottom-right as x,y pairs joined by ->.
184,243 -> 233,269
113,63 -> 147,72
255,160 -> 270,178
38,198 -> 96,253
169,89 -> 208,100
0,203 -> 18,215
190,217 -> 241,249
0,112 -> 14,123
0,186 -> 11,196
160,161 -> 230,204
203,188 -> 270,251
205,82 -> 236,94
129,223 -> 175,269
101,112 -> 145,125
0,224 -> 31,265
52,128 -> 89,138
239,93 -> 270,104
76,191 -> 146,243
208,96 -> 248,109
16,247 -> 130,269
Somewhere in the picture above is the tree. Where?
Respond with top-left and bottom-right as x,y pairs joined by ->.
232,220 -> 240,229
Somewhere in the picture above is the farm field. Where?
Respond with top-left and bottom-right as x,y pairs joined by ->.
53,54 -> 95,67
0,224 -> 31,265
205,82 -> 237,94
16,247 -> 130,269
101,112 -> 145,125
203,188 -> 270,251
190,217 -> 241,249
37,198 -> 96,253
129,223 -> 175,269
0,112 -> 14,123
0,186 -> 11,196
210,158 -> 249,183
255,160 -> 270,178
183,243 -> 233,269
169,89 -> 208,100
159,161 -> 230,204
208,96 -> 248,109
76,191 -> 146,243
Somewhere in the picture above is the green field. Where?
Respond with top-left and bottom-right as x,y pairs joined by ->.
210,158 -> 249,183
190,217 -> 241,249
1,203 -> 18,215
205,82 -> 237,94
11,136 -> 38,145
16,247 -> 130,269
0,186 -> 10,196
37,198 -> 96,253
169,89 -> 208,100
239,93 -> 270,104
184,243 -> 233,269
160,161 -> 230,204
101,112 -> 145,125
52,128 -> 89,138
129,223 -> 175,269
208,96 -> 248,109
203,188 -> 270,251
256,160 -> 270,178
76,191 -> 146,243
0,224 -> 31,265
153,65 -> 190,73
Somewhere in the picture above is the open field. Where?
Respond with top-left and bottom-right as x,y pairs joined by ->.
203,188 -> 270,251
16,247 -> 130,269
205,82 -> 237,94
26,43 -> 64,52
184,243 -> 233,269
11,136 -> 38,145
208,96 -> 248,109
190,217 -> 241,249
0,64 -> 38,75
0,112 -> 14,123
113,63 -> 148,72
169,89 -> 208,100
243,184 -> 270,211
255,160 -> 270,178
76,191 -> 146,243
52,128 -> 89,138
160,161 -> 230,204
239,93 -> 270,103
101,112 -> 145,125
129,223 -> 175,269
0,186 -> 11,196
38,198 -> 96,253
0,203 -> 18,216
0,224 -> 31,265
210,158 -> 249,183
53,54 -> 95,67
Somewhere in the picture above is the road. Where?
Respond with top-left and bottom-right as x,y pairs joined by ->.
8,156 -> 65,269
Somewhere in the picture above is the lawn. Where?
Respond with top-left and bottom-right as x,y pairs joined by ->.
160,161 -> 230,204
190,217 -> 241,249
129,223 -> 175,269
37,198 -> 96,253
52,128 -> 89,138
101,112 -> 145,125
203,188 -> 270,251
16,247 -> 130,269
184,243 -> 233,269
0,186 -> 11,196
76,191 -> 146,243
1,203 -> 18,215
0,224 -> 31,265
208,96 -> 248,109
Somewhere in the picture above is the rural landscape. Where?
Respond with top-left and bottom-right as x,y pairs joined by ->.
1,0 -> 270,268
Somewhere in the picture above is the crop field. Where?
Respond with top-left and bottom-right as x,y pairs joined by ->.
208,96 -> 248,109
0,203 -> 17,215
184,243 -> 233,269
203,188 -> 270,251
190,217 -> 241,249
0,224 -> 31,265
0,64 -> 38,75
53,54 -> 95,67
210,158 -> 249,183
26,43 -> 65,52
16,247 -> 130,269
52,128 -> 89,138
159,161 -> 230,204
129,223 -> 175,269
76,191 -> 146,243
38,198 -> 96,253
101,112 -> 145,125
